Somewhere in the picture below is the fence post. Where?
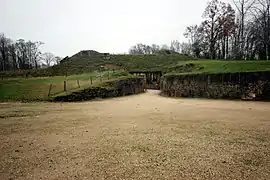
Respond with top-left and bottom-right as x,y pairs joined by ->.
90,77 -> 93,85
77,79 -> 80,88
48,84 -> 53,97
64,81 -> 67,91
108,71 -> 110,80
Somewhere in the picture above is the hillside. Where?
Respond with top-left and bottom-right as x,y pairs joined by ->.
1,50 -> 270,101
52,52 -> 195,74
2,50 -> 270,79
0,52 -> 194,77
1,50 -> 270,78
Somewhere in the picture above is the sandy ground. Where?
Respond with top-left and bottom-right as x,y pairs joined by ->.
0,90 -> 270,180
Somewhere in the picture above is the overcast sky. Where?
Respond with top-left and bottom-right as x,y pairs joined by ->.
1,0 -> 232,57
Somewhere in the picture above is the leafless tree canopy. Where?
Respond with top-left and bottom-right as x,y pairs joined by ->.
0,34 -> 60,71
2,0 -> 269,71
181,0 -> 270,60
42,52 -> 56,67
129,0 -> 269,60
128,41 -> 188,55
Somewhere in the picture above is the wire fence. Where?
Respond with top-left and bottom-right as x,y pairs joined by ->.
47,71 -> 120,97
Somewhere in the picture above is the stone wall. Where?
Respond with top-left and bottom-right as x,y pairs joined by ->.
54,77 -> 145,102
160,72 -> 270,101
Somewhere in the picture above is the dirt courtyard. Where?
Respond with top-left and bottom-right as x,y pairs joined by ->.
0,90 -> 270,180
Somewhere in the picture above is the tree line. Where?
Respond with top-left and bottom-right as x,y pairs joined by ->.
0,33 -> 61,72
129,0 -> 270,60
128,41 -> 193,55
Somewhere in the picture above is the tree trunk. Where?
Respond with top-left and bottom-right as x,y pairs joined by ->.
34,60 -> 38,69
226,36 -> 229,59
12,53 -> 17,70
241,4 -> 245,60
222,35 -> 226,59
210,16 -> 215,60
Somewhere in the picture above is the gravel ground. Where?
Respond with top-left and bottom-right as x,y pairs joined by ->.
0,90 -> 270,180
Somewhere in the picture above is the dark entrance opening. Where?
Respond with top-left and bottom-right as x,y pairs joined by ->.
129,71 -> 162,90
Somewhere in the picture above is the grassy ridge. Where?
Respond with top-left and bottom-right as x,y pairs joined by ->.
165,60 -> 270,75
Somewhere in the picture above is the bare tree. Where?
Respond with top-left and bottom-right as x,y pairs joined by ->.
0,34 -> 11,71
202,0 -> 236,59
16,39 -> 29,69
182,0 -> 269,60
25,41 -> 44,69
252,0 -> 270,59
184,25 -> 209,57
42,52 -> 55,67
128,43 -> 147,54
0,33 -> 60,71
180,42 -> 193,55
184,25 -> 199,45
8,43 -> 18,70
129,43 -> 162,54
170,40 -> 181,53
161,44 -> 169,50
151,44 -> 160,53
233,0 -> 256,59
54,56 -> 62,64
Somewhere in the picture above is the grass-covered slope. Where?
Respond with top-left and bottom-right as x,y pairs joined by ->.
50,54 -> 195,75
1,52 -> 270,78
0,54 -> 193,77
50,57 -> 270,75
166,60 -> 270,75
0,70 -> 129,101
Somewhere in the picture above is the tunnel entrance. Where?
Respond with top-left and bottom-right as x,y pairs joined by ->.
130,71 -> 162,90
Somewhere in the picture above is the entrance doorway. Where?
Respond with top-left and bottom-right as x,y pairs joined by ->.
130,71 -> 162,90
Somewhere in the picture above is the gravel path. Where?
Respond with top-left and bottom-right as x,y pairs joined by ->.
1,90 -> 270,180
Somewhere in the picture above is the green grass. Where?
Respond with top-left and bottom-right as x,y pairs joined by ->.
165,60 -> 270,75
36,55 -> 270,75
50,73 -> 135,99
0,70 -> 129,101
49,54 -> 270,76
1,51 -> 270,101
1,53 -> 270,77
0,54 -> 193,77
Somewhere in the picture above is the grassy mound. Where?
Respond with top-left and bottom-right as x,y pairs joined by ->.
0,54 -> 193,78
57,53 -> 270,75
1,51 -> 270,78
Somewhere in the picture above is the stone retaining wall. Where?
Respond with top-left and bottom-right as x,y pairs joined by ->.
161,72 -> 270,100
54,77 -> 145,102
